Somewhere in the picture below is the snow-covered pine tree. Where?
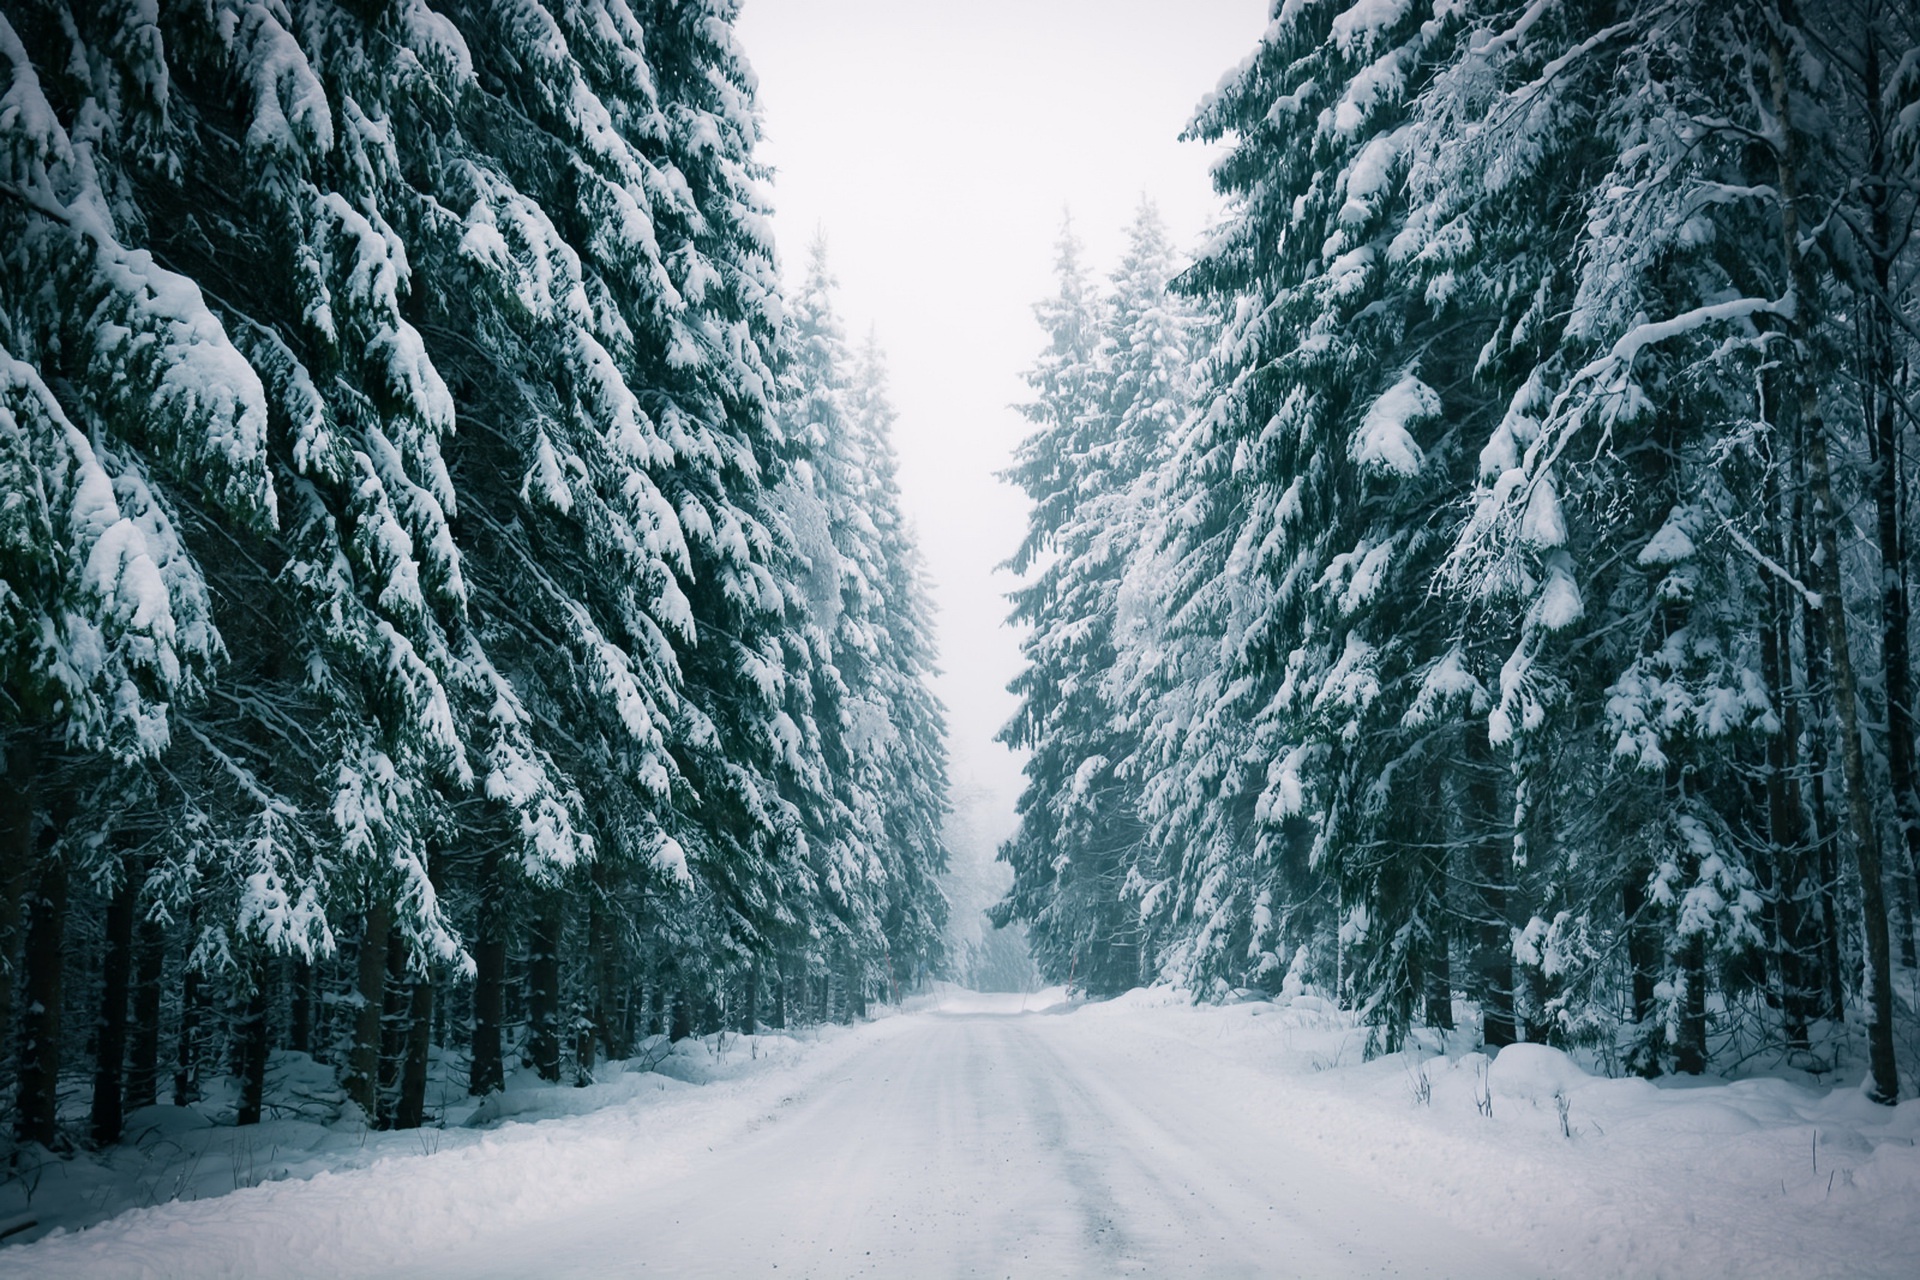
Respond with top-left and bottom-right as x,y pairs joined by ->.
774,240 -> 895,1015
995,218 -> 1146,994
412,0 -> 763,1080
997,205 -> 1200,997
0,6 -> 277,1138
1797,0 -> 1920,1006
1,0 -> 953,1145
1433,0 -> 1911,1090
773,245 -> 951,1015
634,0 -> 834,1025
1145,0 -> 1500,1037
849,330 -> 952,991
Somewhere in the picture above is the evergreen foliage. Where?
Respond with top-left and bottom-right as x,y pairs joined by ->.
994,0 -> 1920,1100
0,0 -> 949,1146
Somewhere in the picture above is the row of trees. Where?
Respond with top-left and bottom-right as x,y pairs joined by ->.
997,0 -> 1920,1101
0,0 -> 948,1149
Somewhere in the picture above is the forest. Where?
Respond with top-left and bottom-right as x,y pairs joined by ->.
995,0 -> 1920,1106
3,0 -> 1919,1195
0,0 -> 951,1150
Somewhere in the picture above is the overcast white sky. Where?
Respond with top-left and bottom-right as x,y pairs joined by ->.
737,0 -> 1271,852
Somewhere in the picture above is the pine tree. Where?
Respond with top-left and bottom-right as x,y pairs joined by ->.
995,218 -> 1135,991
850,330 -> 952,989
774,244 -> 950,1010
997,208 -> 1199,995
1140,0 -> 1498,1030
0,0 -> 954,1145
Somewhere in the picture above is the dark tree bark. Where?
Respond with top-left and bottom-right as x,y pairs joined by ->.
470,845 -> 506,1096
288,958 -> 313,1057
1422,835 -> 1454,1031
769,958 -> 787,1031
1858,23 -> 1920,973
379,927 -> 410,1125
526,894 -> 563,1081
1465,722 -> 1514,1049
345,901 -> 392,1118
174,905 -> 203,1107
1674,934 -> 1708,1076
470,925 -> 506,1096
14,845 -> 66,1146
393,970 -> 432,1130
669,989 -> 692,1043
90,860 -> 139,1145
235,959 -> 271,1126
1774,24 -> 1897,1102
0,734 -> 37,1090
848,958 -> 867,1022
739,963 -> 759,1035
1760,568 -> 1820,1048
1623,864 -> 1660,1027
125,900 -> 165,1109
1797,490 -> 1849,1024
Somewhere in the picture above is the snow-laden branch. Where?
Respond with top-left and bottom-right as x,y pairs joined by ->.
1605,294 -> 1794,368
1716,515 -> 1823,611
1528,293 -> 1795,482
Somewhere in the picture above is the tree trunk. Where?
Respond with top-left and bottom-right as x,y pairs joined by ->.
235,960 -> 271,1126
14,847 -> 66,1146
470,926 -> 506,1096
1423,860 -> 1453,1030
393,970 -> 432,1130
174,906 -> 203,1106
1805,411 -> 1899,1101
1761,568 -> 1819,1048
1674,934 -> 1708,1076
669,989 -> 692,1043
379,928 -> 410,1125
90,862 -> 138,1145
1798,505 -> 1849,1023
1773,22 -> 1898,1103
1465,722 -> 1514,1049
126,901 -> 165,1110
288,959 -> 312,1057
1622,864 -> 1659,1023
345,901 -> 391,1118
0,734 -> 38,1093
739,962 -> 760,1035
769,958 -> 787,1031
527,895 -> 562,1082
1858,21 -> 1920,974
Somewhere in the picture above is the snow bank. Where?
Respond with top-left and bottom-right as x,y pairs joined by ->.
0,1023 -> 897,1264
1047,990 -> 1920,1278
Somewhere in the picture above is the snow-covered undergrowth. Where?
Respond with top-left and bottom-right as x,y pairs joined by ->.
1064,987 -> 1920,1277
0,1021 -> 877,1252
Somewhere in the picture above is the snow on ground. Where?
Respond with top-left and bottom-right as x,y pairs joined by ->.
1061,989 -> 1920,1278
0,1022 -> 878,1255
5,986 -> 1918,1278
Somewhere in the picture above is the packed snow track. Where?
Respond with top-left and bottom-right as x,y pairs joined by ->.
481,1004 -> 1529,1280
10,993 -> 1534,1279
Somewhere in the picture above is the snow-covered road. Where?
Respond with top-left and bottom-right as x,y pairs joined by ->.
418,1004 -> 1528,1279
12,996 -> 1531,1280
16,990 -> 1917,1278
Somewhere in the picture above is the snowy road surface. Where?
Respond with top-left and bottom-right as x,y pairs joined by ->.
20,989 -> 1915,1279
12,996 -> 1536,1279
418,1005 -> 1530,1279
